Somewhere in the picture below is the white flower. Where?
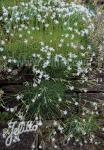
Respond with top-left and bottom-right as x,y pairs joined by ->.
32,98 -> 35,103
74,22 -> 78,26
13,59 -> 17,63
52,138 -> 55,142
80,45 -> 84,50
70,134 -> 73,138
33,83 -> 37,87
3,56 -> 6,60
38,120 -> 43,126
71,34 -> 74,39
45,24 -> 49,28
54,20 -> 59,24
8,59 -> 12,63
64,22 -> 67,26
1,40 -> 5,45
0,17 -> 3,20
54,145 -> 58,149
67,66 -> 71,71
84,140 -> 88,144
93,102 -> 97,106
65,34 -> 69,38
31,143 -> 35,149
53,121 -> 58,126
0,47 -> 4,52
75,102 -> 79,106
24,39 -> 28,44
60,39 -> 64,43
16,95 -> 21,100
83,89 -> 88,93
68,27 -> 72,31
58,43 -> 62,48
63,110 -> 68,115
58,97 -> 62,102
58,125 -> 63,132
32,27 -> 35,30
69,86 -> 74,91
43,60 -> 50,68
8,68 -> 12,72
19,34 -> 22,38
10,108 -> 14,112
44,74 -> 49,80
39,145 -> 42,149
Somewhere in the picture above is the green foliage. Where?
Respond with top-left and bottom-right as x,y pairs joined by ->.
0,0 -> 29,7
0,112 -> 11,123
64,115 -> 99,139
20,80 -> 66,119
0,1 -> 94,63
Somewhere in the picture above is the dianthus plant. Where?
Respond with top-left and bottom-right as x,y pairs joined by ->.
0,0 -> 103,148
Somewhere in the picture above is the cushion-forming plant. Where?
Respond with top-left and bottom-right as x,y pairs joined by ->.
0,0 -> 104,149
